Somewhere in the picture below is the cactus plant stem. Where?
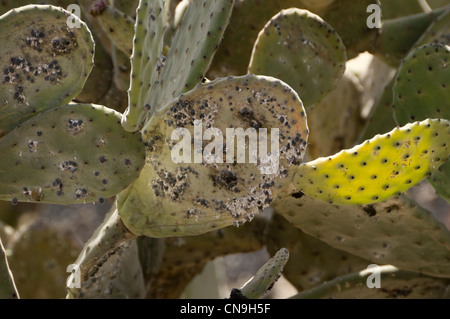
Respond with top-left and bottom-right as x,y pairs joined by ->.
66,202 -> 136,298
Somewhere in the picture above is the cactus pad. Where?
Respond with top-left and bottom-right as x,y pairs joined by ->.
392,44 -> 450,202
393,44 -> 450,125
122,0 -> 234,132
294,119 -> 450,205
374,8 -> 448,67
273,193 -> 450,278
321,0 -> 380,59
90,1 -> 135,56
238,248 -> 289,299
248,8 -> 346,107
0,5 -> 94,134
414,7 -> 450,47
0,104 -> 145,204
118,74 -> 308,237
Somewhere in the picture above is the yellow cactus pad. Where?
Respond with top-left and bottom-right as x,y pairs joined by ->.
294,119 -> 450,205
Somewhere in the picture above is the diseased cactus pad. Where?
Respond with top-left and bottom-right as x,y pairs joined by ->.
118,75 -> 308,237
248,8 -> 346,107
294,119 -> 450,205
0,5 -> 94,134
273,194 -> 450,278
0,104 -> 145,204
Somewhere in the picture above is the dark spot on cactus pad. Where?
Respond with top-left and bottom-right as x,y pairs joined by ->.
51,30 -> 77,56
213,170 -> 238,191
363,205 -> 377,217
11,198 -> 18,206
152,168 -> 190,200
99,156 -> 107,163
291,191 -> 304,199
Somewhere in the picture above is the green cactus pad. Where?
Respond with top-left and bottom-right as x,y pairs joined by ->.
379,0 -> 424,19
0,103 -> 145,204
391,44 -> 450,202
374,7 -> 448,67
0,5 -> 95,134
118,74 -> 308,237
429,161 -> 450,202
122,0 -> 234,132
273,193 -> 450,278
414,7 -> 450,47
238,248 -> 289,299
74,240 -> 145,299
248,8 -> 346,107
393,44 -> 450,125
321,0 -> 380,59
122,0 -> 165,132
207,0 -> 301,78
90,1 -> 135,56
294,119 -> 450,205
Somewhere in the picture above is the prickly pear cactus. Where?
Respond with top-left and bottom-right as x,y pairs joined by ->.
0,5 -> 94,134
234,248 -> 289,299
1,0 -> 450,300
273,193 -> 450,278
0,104 -> 145,204
248,8 -> 346,107
292,265 -> 450,299
118,74 -> 308,237
393,44 -> 450,203
373,6 -> 448,67
122,0 -> 235,132
294,119 -> 450,205
414,7 -> 450,47
89,0 -> 135,56
393,44 -> 450,124
321,0 -> 380,59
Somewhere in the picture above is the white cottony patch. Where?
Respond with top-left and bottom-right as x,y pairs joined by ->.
170,120 -> 280,175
